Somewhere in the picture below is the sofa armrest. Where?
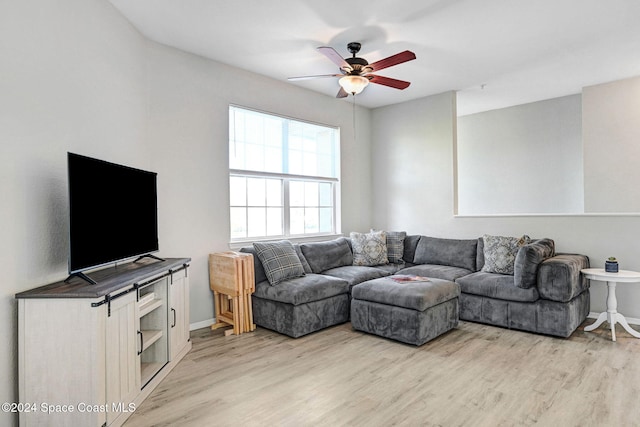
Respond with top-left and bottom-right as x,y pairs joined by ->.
537,254 -> 590,302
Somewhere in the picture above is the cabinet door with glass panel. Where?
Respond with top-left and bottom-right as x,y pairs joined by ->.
138,277 -> 169,388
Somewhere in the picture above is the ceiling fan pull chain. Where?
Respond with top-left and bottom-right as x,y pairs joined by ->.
353,94 -> 357,142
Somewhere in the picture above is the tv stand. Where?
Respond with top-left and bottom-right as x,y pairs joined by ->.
64,271 -> 98,285
16,257 -> 191,427
134,253 -> 166,263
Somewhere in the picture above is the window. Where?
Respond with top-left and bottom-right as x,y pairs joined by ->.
229,106 -> 340,241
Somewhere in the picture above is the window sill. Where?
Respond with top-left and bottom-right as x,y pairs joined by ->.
228,234 -> 344,250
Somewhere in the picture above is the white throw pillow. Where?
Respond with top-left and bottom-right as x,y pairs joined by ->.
481,234 -> 530,275
350,231 -> 389,266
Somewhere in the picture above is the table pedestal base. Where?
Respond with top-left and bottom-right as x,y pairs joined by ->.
581,271 -> 640,342
584,311 -> 640,341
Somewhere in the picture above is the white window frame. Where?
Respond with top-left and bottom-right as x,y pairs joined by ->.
228,106 -> 341,247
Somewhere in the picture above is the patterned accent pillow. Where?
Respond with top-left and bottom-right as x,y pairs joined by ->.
372,230 -> 406,264
350,231 -> 389,266
481,234 -> 531,275
253,240 -> 306,285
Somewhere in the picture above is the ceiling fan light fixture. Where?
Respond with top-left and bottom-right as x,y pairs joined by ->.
339,75 -> 369,95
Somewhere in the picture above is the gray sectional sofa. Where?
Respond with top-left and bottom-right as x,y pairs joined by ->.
241,234 -> 590,340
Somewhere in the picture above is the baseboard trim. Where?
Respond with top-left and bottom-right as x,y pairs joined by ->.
588,311 -> 640,326
189,318 -> 215,331
192,313 -> 640,331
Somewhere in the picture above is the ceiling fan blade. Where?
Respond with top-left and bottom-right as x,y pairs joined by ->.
288,74 -> 342,81
336,87 -> 349,98
317,46 -> 351,71
368,50 -> 416,72
368,74 -> 411,90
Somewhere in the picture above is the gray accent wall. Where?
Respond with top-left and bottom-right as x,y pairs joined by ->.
583,76 -> 640,213
457,95 -> 584,214
371,93 -> 458,233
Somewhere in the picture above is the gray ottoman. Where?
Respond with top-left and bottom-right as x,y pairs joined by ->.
351,276 -> 460,346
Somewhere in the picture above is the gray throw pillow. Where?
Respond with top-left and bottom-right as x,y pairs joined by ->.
386,231 -> 407,264
371,229 -> 406,264
481,234 -> 531,275
350,231 -> 389,266
402,235 -> 421,264
514,238 -> 555,289
293,243 -> 313,274
300,238 -> 353,273
253,240 -> 305,285
413,236 -> 478,271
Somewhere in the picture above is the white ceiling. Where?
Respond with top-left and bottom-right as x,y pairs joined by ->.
109,0 -> 640,115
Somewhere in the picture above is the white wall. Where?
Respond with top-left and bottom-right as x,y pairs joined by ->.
144,42 -> 373,331
371,88 -> 640,329
1,1 -> 148,424
1,0 -> 372,424
457,95 -> 584,214
583,75 -> 640,213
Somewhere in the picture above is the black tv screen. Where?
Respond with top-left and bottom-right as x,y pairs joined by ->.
68,153 -> 159,274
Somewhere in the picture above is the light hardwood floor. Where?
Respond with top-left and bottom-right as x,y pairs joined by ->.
124,320 -> 640,426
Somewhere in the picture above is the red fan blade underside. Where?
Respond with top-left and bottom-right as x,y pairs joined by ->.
317,46 -> 351,70
336,87 -> 349,98
368,74 -> 411,90
288,74 -> 342,81
368,50 -> 416,72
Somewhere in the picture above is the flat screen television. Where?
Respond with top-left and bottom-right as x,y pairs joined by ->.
67,153 -> 160,283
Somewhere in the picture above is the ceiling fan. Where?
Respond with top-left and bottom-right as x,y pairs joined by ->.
288,42 -> 416,98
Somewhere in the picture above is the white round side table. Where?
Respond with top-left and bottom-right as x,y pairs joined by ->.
582,268 -> 640,342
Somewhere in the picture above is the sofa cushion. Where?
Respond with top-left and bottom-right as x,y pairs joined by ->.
239,246 -> 268,284
352,276 -> 459,312
322,265 -> 390,288
253,240 -> 306,285
456,272 -> 539,303
293,244 -> 313,274
350,231 -> 389,266
481,234 -> 530,275
253,274 -> 349,306
371,263 -> 407,275
300,237 -> 353,273
476,237 -> 484,272
413,236 -> 477,271
403,235 -> 421,264
398,264 -> 473,282
513,238 -> 555,289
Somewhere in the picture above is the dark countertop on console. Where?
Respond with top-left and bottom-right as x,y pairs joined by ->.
15,257 -> 191,299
